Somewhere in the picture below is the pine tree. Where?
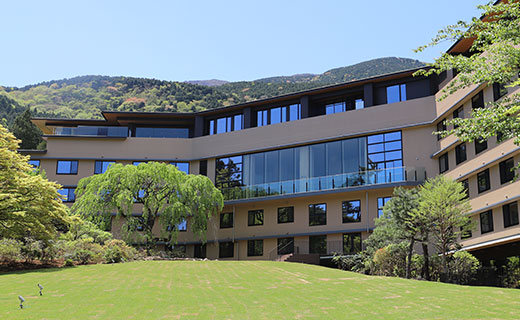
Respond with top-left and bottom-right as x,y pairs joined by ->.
10,108 -> 43,150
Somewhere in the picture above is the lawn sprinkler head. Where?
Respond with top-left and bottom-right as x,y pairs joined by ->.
18,296 -> 25,309
38,283 -> 44,296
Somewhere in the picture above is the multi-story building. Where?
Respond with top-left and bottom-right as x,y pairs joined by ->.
26,50 -> 519,264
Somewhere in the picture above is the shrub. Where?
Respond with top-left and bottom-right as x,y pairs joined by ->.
21,238 -> 44,261
0,238 -> 22,263
64,259 -> 74,267
103,239 -> 136,263
449,251 -> 480,284
502,256 -> 520,288
333,252 -> 368,273
73,249 -> 94,265
372,243 -> 407,277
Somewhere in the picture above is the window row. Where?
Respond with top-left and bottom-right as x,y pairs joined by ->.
208,114 -> 243,135
54,160 -> 190,175
219,200 -> 366,229
257,104 -> 301,127
479,201 -> 519,235
218,233 -> 362,258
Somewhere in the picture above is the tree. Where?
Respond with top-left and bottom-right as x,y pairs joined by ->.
72,162 -> 224,246
383,187 -> 423,279
9,108 -> 44,150
0,124 -> 69,240
415,1 -> 520,148
415,175 -> 471,282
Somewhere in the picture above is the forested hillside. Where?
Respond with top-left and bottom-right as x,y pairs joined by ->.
0,57 -> 424,122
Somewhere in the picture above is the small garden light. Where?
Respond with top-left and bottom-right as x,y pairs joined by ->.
18,296 -> 25,309
38,283 -> 44,296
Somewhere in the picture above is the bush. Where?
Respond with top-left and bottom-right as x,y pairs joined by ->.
73,249 -> 94,265
333,252 -> 368,273
64,259 -> 74,267
0,238 -> 22,263
103,240 -> 136,263
502,256 -> 520,288
21,238 -> 44,261
449,251 -> 480,284
372,243 -> 407,277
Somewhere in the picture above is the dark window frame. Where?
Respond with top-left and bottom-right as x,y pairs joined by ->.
499,157 -> 515,185
455,143 -> 467,165
220,212 -> 233,229
343,233 -> 362,254
248,209 -> 264,226
277,237 -> 294,255
503,202 -> 519,228
471,90 -> 484,109
493,83 -> 507,101
480,210 -> 494,234
219,241 -> 234,258
309,203 -> 327,226
94,160 -> 116,174
56,160 -> 78,175
58,187 -> 76,202
309,235 -> 327,255
247,239 -> 263,257
477,169 -> 491,193
277,206 -> 294,224
342,200 -> 361,223
439,153 -> 449,173
475,139 -> 488,154
436,119 -> 447,141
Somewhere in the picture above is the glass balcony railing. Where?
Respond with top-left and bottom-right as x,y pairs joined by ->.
220,166 -> 426,201
53,126 -> 129,137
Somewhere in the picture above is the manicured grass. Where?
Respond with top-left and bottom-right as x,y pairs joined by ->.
0,261 -> 519,319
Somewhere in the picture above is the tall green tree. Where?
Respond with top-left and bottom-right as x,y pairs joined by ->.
415,1 -> 520,147
416,175 -> 472,281
0,124 -> 69,240
10,108 -> 43,150
72,162 -> 224,246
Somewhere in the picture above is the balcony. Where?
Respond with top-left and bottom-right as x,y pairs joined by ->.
52,126 -> 129,137
221,166 -> 426,201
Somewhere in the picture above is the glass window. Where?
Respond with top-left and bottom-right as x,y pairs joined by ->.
289,104 -> 301,121
386,84 -> 406,104
210,115 -> 243,135
216,118 -> 227,134
455,144 -> 467,165
257,110 -> 268,127
270,107 -> 281,124
277,237 -> 294,255
503,202 -> 519,228
453,106 -> 464,129
278,207 -> 294,224
216,156 -> 243,189
58,187 -> 76,202
342,200 -> 361,223
499,157 -> 515,185
477,169 -> 491,193
94,160 -> 115,174
461,179 -> 469,199
475,139 -> 488,154
133,161 -> 147,166
309,203 -> 326,226
265,151 -> 279,183
234,114 -> 243,131
310,144 -> 326,178
170,162 -> 189,174
343,233 -> 362,254
220,212 -> 233,229
219,242 -> 234,258
247,240 -> 263,257
480,210 -> 494,234
471,90 -> 484,109
436,119 -> 446,141
377,197 -> 392,218
194,244 -> 206,259
493,83 -> 507,101
355,99 -> 364,110
309,235 -> 327,254
439,154 -> 449,173
28,160 -> 40,168
248,209 -> 264,226
279,149 -> 294,181
177,219 -> 187,232
56,160 -> 78,174
461,220 -> 473,239
326,141 -> 342,175
326,102 -> 345,115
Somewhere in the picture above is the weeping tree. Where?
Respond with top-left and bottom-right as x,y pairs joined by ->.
72,162 -> 224,247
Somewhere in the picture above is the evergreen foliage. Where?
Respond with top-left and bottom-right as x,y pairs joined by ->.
9,108 -> 43,150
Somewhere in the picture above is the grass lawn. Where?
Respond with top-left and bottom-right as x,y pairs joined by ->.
0,260 -> 519,319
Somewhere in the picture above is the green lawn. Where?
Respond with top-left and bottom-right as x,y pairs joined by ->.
0,261 -> 519,319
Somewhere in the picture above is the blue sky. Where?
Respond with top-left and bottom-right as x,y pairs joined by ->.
1,1 -> 483,87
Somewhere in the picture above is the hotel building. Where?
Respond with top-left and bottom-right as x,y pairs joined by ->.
27,43 -> 519,264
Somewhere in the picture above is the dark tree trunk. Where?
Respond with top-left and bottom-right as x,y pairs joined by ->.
422,243 -> 430,281
406,238 -> 415,279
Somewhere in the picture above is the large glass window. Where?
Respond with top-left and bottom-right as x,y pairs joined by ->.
58,187 -> 76,202
135,127 -> 189,138
220,212 -> 233,229
247,240 -> 263,257
477,169 -> 491,193
437,119 -> 446,140
57,160 -> 78,175
309,235 -> 327,254
278,207 -> 294,224
343,233 -> 362,254
209,114 -> 243,135
309,203 -> 326,226
480,210 -> 494,234
170,162 -> 190,174
215,156 -> 243,189
257,104 -> 301,127
194,244 -> 206,259
248,210 -> 264,226
439,154 -> 449,173
461,179 -> 469,199
342,200 -> 361,223
493,83 -> 508,101
367,131 -> 403,171
277,237 -> 294,255
386,84 -> 406,104
475,139 -> 488,154
94,160 -> 115,174
377,197 -> 392,218
455,143 -> 467,165
503,202 -> 519,228
54,126 -> 128,137
472,90 -> 484,109
219,242 -> 234,258
499,157 -> 515,185
28,160 -> 40,168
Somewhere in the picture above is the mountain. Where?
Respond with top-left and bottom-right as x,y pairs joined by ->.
0,57 -> 425,122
